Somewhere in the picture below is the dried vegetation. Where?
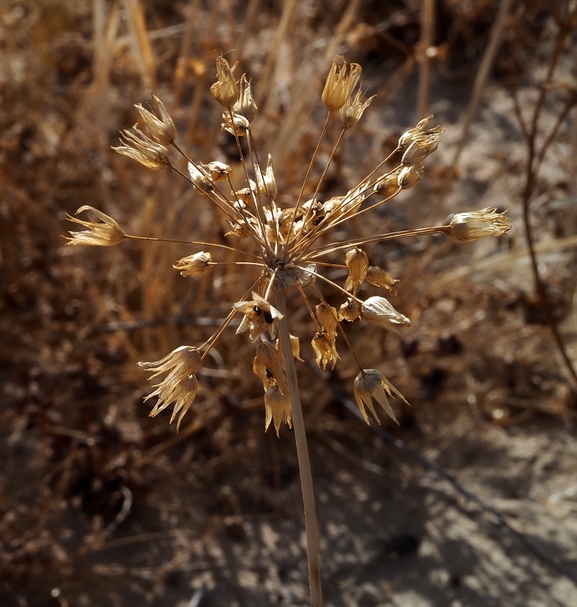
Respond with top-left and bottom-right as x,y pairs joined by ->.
1,1 -> 577,606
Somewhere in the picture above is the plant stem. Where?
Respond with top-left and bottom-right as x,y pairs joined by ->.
276,289 -> 324,607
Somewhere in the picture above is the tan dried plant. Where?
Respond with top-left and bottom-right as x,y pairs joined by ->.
66,55 -> 511,606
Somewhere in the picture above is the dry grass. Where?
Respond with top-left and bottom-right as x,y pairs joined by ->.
2,1 -> 577,606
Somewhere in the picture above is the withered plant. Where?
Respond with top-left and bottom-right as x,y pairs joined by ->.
66,54 -> 511,605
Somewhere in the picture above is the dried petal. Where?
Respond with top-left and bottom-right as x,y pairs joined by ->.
366,266 -> 398,294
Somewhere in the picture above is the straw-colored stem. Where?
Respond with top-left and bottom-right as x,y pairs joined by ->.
276,289 -> 324,607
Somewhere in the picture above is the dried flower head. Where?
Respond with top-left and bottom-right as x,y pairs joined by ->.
173,252 -> 212,277
339,88 -> 376,129
338,298 -> 362,323
264,386 -> 292,436
69,53 -> 511,434
315,303 -> 339,339
353,369 -> 409,425
65,206 -> 125,247
234,293 -> 283,342
444,207 -> 512,242
138,346 -> 202,432
135,94 -> 177,145
210,54 -> 239,109
312,331 -> 339,370
203,161 -> 232,182
253,341 -> 289,395
112,126 -> 170,170
322,55 -> 362,112
233,74 -> 258,122
361,296 -> 411,329
398,115 -> 443,151
345,247 -> 369,295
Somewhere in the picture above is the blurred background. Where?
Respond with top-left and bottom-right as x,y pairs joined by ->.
1,1 -> 577,605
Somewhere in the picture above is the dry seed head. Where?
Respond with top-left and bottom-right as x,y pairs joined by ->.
173,251 -> 212,277
210,54 -> 239,109
302,198 -> 326,229
233,74 -> 258,122
315,303 -> 339,338
221,112 -> 250,136
139,346 -> 202,431
113,126 -> 170,170
235,179 -> 258,204
134,94 -> 176,145
225,217 -> 255,238
188,162 -> 215,192
139,345 -> 202,381
398,115 -> 437,150
312,331 -> 339,370
401,130 -> 444,166
373,169 -> 402,198
254,341 -> 289,395
203,161 -> 231,182
65,206 -> 125,247
264,386 -> 292,436
265,208 -> 300,244
234,293 -> 283,342
338,298 -> 362,322
397,163 -> 424,189
150,94 -> 177,142
361,296 -> 411,328
339,88 -> 376,129
255,154 -> 278,200
353,369 -> 409,425
345,247 -> 369,295
322,55 -> 362,112
445,207 -> 512,242
147,373 -> 198,433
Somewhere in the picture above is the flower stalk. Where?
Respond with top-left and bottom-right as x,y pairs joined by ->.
276,289 -> 323,607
